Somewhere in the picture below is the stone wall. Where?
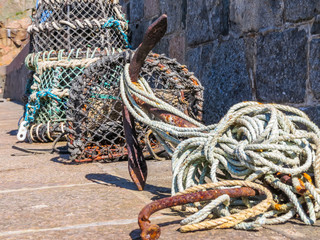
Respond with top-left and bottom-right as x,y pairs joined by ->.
0,0 -> 34,100
0,0 -> 33,66
121,0 -> 320,126
1,43 -> 30,101
0,19 -> 30,66
0,0 -> 35,22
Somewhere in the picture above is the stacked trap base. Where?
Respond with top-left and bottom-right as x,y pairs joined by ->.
21,48 -> 122,142
67,51 -> 204,162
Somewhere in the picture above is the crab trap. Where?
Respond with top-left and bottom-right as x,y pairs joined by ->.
66,51 -> 204,162
18,48 -> 123,142
18,0 -> 129,142
29,0 -> 129,52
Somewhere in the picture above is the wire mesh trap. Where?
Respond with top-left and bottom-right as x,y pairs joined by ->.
29,0 -> 129,52
18,0 -> 130,142
21,48 -> 123,143
66,50 -> 204,162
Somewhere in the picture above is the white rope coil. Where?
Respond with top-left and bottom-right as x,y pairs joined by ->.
25,48 -> 122,70
29,88 -> 69,101
28,18 -> 128,33
37,58 -> 99,74
37,0 -> 119,6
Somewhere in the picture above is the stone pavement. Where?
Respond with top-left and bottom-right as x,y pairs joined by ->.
0,100 -> 320,240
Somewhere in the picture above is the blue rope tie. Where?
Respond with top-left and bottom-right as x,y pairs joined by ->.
36,0 -> 52,23
40,10 -> 52,23
24,90 -> 62,124
102,17 -> 131,48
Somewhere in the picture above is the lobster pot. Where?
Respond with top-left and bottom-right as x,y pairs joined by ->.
29,0 -> 129,52
67,51 -> 204,162
24,48 -> 119,142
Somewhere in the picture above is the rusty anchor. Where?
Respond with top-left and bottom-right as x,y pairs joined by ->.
123,14 -> 168,191
123,14 -> 198,191
123,15 -> 265,240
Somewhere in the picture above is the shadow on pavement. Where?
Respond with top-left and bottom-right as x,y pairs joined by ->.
51,154 -> 77,164
7,129 -> 18,136
85,173 -> 171,199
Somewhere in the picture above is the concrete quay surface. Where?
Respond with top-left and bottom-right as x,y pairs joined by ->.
0,100 -> 320,240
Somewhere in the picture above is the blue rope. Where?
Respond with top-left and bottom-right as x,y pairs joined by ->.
102,17 -> 130,48
36,0 -> 52,23
40,10 -> 52,23
24,90 -> 62,124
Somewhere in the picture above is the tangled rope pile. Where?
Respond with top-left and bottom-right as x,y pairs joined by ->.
120,63 -> 320,230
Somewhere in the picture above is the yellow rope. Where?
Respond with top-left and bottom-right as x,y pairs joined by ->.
175,181 -> 272,232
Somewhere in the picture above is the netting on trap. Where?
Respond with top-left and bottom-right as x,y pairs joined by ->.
66,50 -> 204,162
29,0 -> 129,52
23,48 -> 122,143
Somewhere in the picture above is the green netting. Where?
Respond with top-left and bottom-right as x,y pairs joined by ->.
33,97 -> 68,124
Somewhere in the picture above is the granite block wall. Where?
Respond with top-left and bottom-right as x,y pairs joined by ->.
121,0 -> 320,125
2,43 -> 30,101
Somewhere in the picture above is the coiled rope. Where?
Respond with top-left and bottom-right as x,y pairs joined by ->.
120,63 -> 320,230
176,180 -> 273,232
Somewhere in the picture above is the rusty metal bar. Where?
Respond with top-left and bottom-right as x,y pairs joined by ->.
124,14 -> 168,191
123,105 -> 147,191
276,173 -> 308,195
138,187 -> 259,240
124,14 -> 199,190
129,14 -> 168,83
131,94 -> 198,128
138,102 -> 198,128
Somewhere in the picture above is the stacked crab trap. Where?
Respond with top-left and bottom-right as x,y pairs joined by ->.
18,0 -> 129,143
29,0 -> 129,52
18,1 -> 204,164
